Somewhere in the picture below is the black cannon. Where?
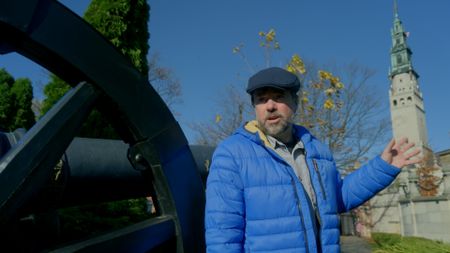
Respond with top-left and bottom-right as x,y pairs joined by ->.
0,0 -> 211,252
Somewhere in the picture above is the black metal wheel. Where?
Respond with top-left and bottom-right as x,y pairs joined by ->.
0,1 -> 205,252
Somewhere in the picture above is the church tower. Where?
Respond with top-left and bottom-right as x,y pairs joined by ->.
364,0 -> 432,236
389,0 -> 429,153
365,0 -> 447,239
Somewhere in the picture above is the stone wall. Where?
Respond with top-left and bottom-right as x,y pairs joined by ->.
368,151 -> 450,239
355,150 -> 450,241
399,196 -> 450,242
369,170 -> 406,234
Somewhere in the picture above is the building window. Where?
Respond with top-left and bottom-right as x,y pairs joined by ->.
400,98 -> 405,105
407,96 -> 412,102
393,100 -> 397,106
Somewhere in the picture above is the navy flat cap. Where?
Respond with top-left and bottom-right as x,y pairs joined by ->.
246,67 -> 300,94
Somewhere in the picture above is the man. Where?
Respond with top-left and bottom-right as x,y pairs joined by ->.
204,67 -> 420,253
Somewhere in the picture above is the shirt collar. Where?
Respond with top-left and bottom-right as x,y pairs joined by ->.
266,130 -> 304,150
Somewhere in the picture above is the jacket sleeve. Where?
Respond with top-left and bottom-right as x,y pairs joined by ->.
205,144 -> 245,253
337,155 -> 401,212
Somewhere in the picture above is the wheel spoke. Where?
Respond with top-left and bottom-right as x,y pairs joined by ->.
0,82 -> 98,224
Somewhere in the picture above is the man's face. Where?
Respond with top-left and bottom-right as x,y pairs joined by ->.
252,88 -> 297,139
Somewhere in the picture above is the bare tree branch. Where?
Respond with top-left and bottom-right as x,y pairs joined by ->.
148,53 -> 182,110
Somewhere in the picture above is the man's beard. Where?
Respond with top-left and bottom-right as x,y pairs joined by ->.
257,112 -> 292,139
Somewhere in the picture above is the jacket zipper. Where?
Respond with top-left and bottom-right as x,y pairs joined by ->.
268,147 -> 314,253
304,152 -> 324,231
312,159 -> 326,200
290,177 -> 310,253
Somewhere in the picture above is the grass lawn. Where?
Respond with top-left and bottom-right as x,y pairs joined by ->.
371,233 -> 450,253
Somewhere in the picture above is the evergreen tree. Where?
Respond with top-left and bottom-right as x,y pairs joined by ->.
10,78 -> 35,130
0,68 -> 35,131
40,0 -> 150,139
81,0 -> 150,138
41,74 -> 71,115
84,0 -> 150,76
0,69 -> 14,130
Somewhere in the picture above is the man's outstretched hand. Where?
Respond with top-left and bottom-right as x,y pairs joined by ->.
381,138 -> 422,169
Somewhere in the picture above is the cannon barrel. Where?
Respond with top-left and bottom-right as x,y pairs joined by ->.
60,137 -> 151,206
61,138 -> 212,207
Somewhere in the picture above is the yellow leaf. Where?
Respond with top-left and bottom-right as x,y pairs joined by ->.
292,54 -> 302,64
215,114 -> 222,123
265,29 -> 276,42
319,70 -> 332,80
297,65 -> 306,75
288,54 -> 306,74
324,99 -> 335,109
324,88 -> 335,96
330,76 -> 340,85
286,64 -> 296,73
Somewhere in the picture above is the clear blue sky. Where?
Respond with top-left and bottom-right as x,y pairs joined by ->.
0,0 -> 449,152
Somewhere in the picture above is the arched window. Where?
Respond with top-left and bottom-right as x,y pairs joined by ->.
393,100 -> 397,106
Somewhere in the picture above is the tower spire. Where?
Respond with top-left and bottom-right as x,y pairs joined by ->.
389,0 -> 418,79
394,0 -> 399,18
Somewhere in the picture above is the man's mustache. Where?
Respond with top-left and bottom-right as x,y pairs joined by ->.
265,112 -> 282,120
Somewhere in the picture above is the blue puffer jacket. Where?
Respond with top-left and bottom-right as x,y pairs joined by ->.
205,121 -> 401,253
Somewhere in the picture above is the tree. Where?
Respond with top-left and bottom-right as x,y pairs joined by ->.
84,0 -> 150,76
85,0 -> 181,109
41,0 -> 181,128
0,69 -> 14,130
192,29 -> 389,169
148,53 -> 182,109
10,78 -> 35,130
0,68 -> 35,131
193,84 -> 251,145
294,61 -> 389,169
41,74 -> 71,115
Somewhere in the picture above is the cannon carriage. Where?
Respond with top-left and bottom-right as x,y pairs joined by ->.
0,1 -> 209,252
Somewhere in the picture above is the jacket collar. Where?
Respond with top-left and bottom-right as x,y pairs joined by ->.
239,120 -> 312,148
237,121 -> 328,160
242,120 -> 272,147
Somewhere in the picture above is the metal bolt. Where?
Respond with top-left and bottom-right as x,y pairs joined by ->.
135,153 -> 143,163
